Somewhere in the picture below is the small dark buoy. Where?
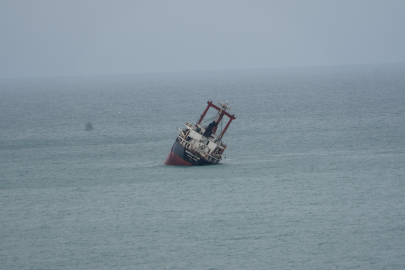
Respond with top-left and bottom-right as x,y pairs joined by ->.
85,122 -> 93,131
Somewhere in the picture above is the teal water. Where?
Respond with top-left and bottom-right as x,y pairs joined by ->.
1,64 -> 405,269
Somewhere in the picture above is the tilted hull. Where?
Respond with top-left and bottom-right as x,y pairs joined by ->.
164,140 -> 212,166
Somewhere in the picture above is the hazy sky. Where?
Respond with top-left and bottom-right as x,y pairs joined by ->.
1,0 -> 404,78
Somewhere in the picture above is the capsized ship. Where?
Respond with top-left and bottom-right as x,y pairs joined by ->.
164,100 -> 236,166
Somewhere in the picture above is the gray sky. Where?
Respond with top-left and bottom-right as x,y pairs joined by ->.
1,0 -> 404,78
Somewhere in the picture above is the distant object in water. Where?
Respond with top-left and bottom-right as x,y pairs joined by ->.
85,122 -> 93,131
164,100 -> 236,166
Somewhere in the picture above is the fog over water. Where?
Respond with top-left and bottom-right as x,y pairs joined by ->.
1,0 -> 405,78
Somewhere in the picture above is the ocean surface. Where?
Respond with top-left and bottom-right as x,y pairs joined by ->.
1,64 -> 404,269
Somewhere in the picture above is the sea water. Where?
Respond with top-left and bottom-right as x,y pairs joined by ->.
1,64 -> 404,269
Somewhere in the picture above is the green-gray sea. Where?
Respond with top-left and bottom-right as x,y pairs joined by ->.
1,64 -> 404,269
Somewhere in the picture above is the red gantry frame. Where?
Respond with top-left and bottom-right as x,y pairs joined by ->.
196,101 -> 236,140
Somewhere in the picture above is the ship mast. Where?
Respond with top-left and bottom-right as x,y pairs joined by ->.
195,101 -> 236,140
214,101 -> 227,124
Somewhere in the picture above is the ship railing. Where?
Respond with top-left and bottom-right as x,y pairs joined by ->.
177,135 -> 220,163
185,122 -> 222,143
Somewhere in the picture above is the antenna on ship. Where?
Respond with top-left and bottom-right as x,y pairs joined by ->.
216,101 -> 235,141
214,101 -> 230,124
